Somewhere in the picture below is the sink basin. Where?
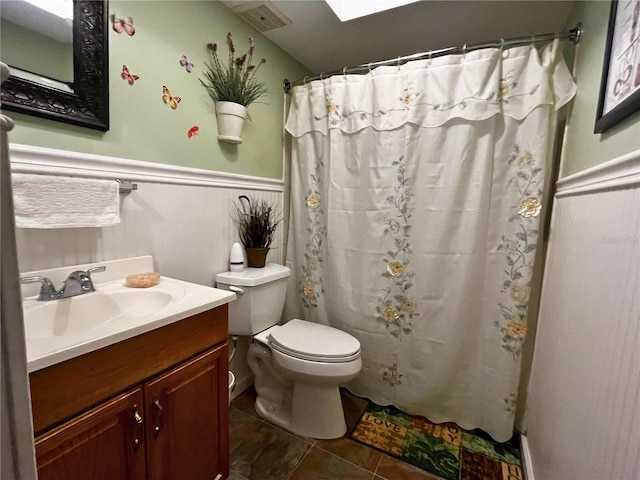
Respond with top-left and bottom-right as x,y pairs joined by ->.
21,255 -> 237,373
23,290 -> 173,339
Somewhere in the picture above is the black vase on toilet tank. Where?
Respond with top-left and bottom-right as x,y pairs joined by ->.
233,195 -> 280,267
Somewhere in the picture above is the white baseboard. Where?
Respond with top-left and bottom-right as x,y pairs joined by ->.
520,433 -> 535,480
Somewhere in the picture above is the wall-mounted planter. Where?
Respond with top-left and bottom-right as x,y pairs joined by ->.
215,101 -> 248,144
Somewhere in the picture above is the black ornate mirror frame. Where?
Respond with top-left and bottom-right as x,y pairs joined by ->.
0,0 -> 109,131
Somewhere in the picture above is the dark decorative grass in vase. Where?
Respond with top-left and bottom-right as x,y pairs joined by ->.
234,195 -> 280,267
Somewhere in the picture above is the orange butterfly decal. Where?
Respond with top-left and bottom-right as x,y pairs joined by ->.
121,65 -> 139,84
162,86 -> 181,109
112,14 -> 135,36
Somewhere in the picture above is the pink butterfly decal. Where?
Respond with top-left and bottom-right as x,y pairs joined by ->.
112,14 -> 135,36
187,126 -> 200,138
121,65 -> 139,85
179,55 -> 195,73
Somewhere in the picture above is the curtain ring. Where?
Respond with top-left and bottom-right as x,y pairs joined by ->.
319,72 -> 324,80
303,76 -> 308,85
462,43 -> 467,60
397,56 -> 401,69
343,67 -> 347,77
428,50 -> 433,65
500,38 -> 505,50
368,62 -> 372,73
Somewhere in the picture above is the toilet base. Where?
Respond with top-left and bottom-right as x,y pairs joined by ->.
291,382 -> 347,439
254,397 -> 291,431
255,382 -> 347,439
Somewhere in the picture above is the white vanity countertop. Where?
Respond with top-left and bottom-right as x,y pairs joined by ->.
22,256 -> 235,372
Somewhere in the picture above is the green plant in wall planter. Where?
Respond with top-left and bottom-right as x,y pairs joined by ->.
200,33 -> 267,144
233,195 -> 280,268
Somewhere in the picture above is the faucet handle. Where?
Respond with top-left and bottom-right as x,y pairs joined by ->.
20,276 -> 58,301
75,265 -> 106,291
77,265 -> 106,293
87,265 -> 106,276
82,265 -> 107,293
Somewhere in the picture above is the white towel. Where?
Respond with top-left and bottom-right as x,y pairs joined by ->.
12,174 -> 120,228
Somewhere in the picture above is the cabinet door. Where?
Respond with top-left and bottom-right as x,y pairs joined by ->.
145,346 -> 229,480
35,388 -> 147,480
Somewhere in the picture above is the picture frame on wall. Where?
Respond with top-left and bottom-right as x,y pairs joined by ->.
594,0 -> 640,133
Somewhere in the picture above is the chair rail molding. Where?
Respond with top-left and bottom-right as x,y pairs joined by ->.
9,144 -> 284,192
556,148 -> 640,197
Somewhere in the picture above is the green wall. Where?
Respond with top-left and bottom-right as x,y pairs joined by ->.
560,0 -> 640,178
4,1 -> 309,179
1,19 -> 73,82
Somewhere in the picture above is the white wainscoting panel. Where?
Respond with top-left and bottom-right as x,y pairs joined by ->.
10,144 -> 285,285
10,144 -> 286,393
524,149 -> 640,480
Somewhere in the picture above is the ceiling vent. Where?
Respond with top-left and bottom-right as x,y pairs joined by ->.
231,1 -> 292,32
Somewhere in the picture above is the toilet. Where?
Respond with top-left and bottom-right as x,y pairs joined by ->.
216,264 -> 362,439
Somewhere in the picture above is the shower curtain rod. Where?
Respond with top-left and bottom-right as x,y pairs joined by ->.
283,23 -> 582,92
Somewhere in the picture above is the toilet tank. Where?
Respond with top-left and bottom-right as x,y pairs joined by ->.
215,264 -> 290,336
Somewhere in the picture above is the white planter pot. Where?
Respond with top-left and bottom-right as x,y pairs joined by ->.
215,101 -> 248,144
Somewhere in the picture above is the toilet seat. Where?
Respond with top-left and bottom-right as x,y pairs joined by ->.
268,319 -> 361,363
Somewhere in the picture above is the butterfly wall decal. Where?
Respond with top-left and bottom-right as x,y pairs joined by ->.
179,55 -> 195,73
112,14 -> 135,36
162,86 -> 181,109
121,65 -> 139,85
187,126 -> 200,138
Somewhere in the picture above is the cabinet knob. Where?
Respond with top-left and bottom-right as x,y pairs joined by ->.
132,405 -> 144,451
152,396 -> 164,438
133,407 -> 143,424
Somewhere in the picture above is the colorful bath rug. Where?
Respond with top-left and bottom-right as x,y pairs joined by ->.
351,402 -> 523,480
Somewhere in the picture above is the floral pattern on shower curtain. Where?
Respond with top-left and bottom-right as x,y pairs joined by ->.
284,41 -> 576,441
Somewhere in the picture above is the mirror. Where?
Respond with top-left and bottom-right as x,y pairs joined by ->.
1,0 -> 74,86
0,0 -> 109,131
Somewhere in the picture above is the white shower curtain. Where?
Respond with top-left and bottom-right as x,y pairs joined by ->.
284,41 -> 576,441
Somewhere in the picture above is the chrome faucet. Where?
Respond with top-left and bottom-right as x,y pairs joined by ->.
21,266 -> 106,301
18,276 -> 58,301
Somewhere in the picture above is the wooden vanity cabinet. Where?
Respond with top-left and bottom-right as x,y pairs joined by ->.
35,388 -> 147,480
145,347 -> 226,479
30,306 -> 230,480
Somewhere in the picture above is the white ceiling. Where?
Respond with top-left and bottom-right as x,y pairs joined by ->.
1,0 -> 72,44
222,0 -> 577,76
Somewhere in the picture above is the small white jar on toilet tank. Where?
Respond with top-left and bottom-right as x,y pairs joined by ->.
215,264 -> 362,439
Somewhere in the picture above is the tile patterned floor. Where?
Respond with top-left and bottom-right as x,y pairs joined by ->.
229,387 -> 444,480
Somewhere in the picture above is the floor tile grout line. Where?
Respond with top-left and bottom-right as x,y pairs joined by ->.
230,405 -> 314,480
313,441 -> 380,474
372,453 -> 385,479
283,441 -> 315,480
312,445 -> 378,478
232,400 -> 383,477
231,404 -> 318,447
234,402 -> 379,477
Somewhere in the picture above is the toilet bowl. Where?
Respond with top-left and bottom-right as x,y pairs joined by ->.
215,264 -> 362,439
249,320 -> 362,439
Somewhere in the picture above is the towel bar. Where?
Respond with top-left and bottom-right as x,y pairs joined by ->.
116,179 -> 137,194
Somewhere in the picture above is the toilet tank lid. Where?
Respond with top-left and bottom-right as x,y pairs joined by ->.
216,263 -> 290,286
